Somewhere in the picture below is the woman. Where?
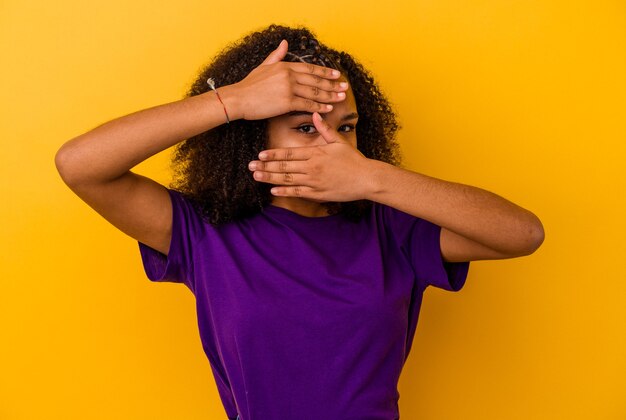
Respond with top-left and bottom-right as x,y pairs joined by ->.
55,24 -> 544,420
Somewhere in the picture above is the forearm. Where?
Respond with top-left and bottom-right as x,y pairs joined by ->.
365,160 -> 544,255
55,86 -> 239,186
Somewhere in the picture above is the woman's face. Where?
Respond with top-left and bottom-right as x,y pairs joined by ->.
266,76 -> 359,150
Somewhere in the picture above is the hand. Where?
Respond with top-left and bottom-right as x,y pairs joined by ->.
221,39 -> 349,121
248,112 -> 378,202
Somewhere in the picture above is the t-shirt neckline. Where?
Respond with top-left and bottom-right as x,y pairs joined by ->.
262,204 -> 343,221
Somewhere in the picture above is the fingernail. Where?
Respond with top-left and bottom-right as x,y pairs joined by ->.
326,104 -> 333,110
259,152 -> 267,159
339,82 -> 348,89
332,70 -> 340,76
338,92 -> 346,98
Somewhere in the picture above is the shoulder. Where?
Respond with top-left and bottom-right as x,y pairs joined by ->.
372,201 -> 420,228
371,201 -> 444,247
165,188 -> 215,242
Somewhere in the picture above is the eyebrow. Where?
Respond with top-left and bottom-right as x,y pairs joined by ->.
286,111 -> 359,121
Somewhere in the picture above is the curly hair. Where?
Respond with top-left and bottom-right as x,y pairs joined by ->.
171,24 -> 402,225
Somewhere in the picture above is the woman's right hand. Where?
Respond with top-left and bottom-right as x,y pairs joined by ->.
219,39 -> 349,121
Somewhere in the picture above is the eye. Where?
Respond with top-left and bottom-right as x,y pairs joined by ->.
296,124 -> 317,134
339,124 -> 356,133
295,124 -> 356,134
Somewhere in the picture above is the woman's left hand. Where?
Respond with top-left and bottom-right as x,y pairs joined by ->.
248,112 -> 377,202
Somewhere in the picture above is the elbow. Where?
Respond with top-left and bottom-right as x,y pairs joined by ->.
55,141 -> 88,188
54,143 -> 77,186
518,215 -> 545,257
495,213 -> 545,258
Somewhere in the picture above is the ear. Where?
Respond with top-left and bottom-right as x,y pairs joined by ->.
261,39 -> 288,66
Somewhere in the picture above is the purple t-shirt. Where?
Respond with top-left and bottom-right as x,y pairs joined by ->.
138,188 -> 470,420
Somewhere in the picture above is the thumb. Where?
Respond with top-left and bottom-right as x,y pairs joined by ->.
261,39 -> 288,65
313,112 -> 342,144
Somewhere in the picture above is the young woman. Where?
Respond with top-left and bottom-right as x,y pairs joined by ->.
55,24 -> 544,420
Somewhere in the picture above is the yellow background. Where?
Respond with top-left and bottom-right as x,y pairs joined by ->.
2,0 -> 625,419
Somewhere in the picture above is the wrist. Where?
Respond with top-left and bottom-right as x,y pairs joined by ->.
361,158 -> 389,202
217,83 -> 243,121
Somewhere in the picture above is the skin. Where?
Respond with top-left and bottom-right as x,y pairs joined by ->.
248,68 -> 545,262
260,74 -> 359,217
55,37 -> 544,264
55,39 -> 347,256
250,110 -> 545,261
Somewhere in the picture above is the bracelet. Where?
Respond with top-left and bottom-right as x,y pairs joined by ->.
206,78 -> 231,124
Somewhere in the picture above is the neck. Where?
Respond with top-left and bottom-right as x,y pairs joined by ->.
270,197 -> 330,217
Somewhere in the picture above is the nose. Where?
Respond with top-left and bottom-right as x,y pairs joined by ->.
312,134 -> 329,146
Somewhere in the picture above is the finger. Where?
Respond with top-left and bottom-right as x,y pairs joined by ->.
312,112 -> 339,144
288,62 -> 341,79
259,147 -> 316,161
294,73 -> 349,92
290,97 -> 335,114
248,160 -> 307,174
270,185 -> 316,198
261,39 -> 288,66
292,83 -> 347,104
252,170 -> 307,185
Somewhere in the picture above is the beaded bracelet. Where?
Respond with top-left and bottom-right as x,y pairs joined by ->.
206,78 -> 231,124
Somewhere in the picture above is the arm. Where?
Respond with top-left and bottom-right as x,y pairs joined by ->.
55,89 -> 237,255
248,112 -> 545,262
55,40 -> 348,256
365,160 -> 545,262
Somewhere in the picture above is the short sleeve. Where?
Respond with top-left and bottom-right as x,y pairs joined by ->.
408,217 -> 470,291
137,188 -> 204,294
381,204 -> 470,292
